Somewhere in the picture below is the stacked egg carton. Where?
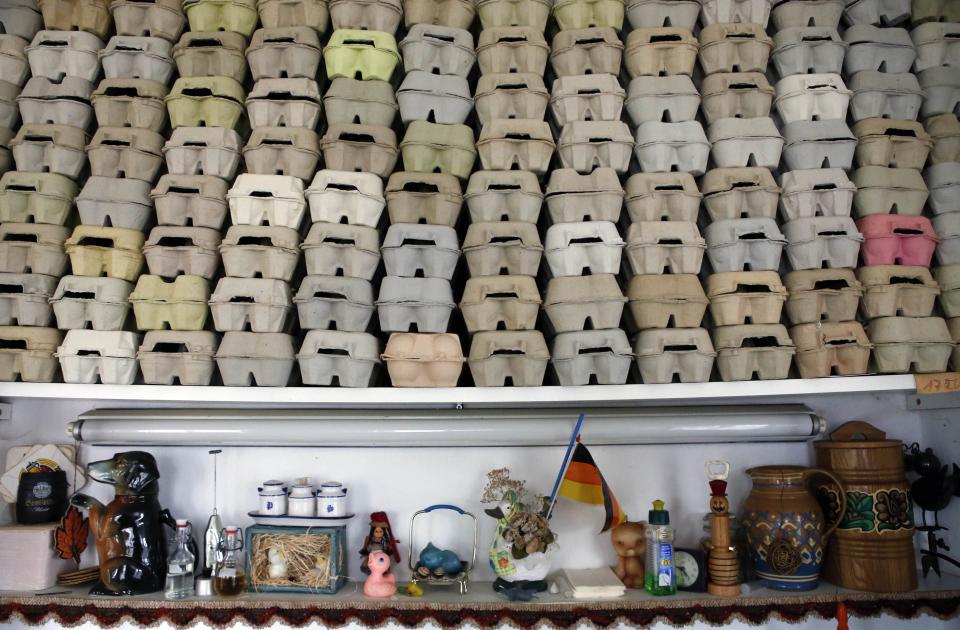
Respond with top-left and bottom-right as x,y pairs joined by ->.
838,0 -> 955,374
458,2 -> 552,387
622,2 -> 714,384
0,0 -> 68,384
380,2 -> 473,387
767,0 -> 868,379
913,10 -> 960,371
25,2 -> 151,386
542,0 -> 633,386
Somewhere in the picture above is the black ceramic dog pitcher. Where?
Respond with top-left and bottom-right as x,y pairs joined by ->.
16,470 -> 68,524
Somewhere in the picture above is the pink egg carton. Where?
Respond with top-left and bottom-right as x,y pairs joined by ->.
856,215 -> 939,267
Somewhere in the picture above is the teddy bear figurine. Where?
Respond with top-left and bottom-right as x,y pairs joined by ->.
611,521 -> 646,589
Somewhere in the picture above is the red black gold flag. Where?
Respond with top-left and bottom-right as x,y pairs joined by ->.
558,442 -> 626,532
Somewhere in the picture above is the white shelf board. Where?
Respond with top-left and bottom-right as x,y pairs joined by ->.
0,375 -> 916,408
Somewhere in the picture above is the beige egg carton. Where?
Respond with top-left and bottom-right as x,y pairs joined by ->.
551,26 -> 623,77
557,120 -> 632,174
701,72 -> 774,125
844,24 -> 915,74
0,34 -> 29,88
87,126 -> 164,182
209,277 -> 293,333
112,0 -> 187,42
624,26 -> 697,77
551,73 -> 625,126
625,75 -> 699,126
702,167 -> 779,221
258,0 -> 330,33
934,212 -> 960,266
215,331 -> 295,386
64,225 -> 145,281
137,330 -> 218,386
553,328 -> 633,385
91,78 -> 168,131
297,329 -> 380,387
463,221 -> 543,277
926,162 -> 960,216
172,30 -> 247,82
50,275 -> 133,331
624,172 -> 700,223
246,77 -> 322,130
330,0 -> 402,33
849,71 -> 923,123
934,264 -> 959,317
477,25 -> 548,74
323,77 -> 397,127
856,265 -> 938,320
545,167 -> 623,223
302,222 -> 380,279
220,225 -> 300,281
851,165 -> 928,218
0,80 -> 19,129
76,176 -> 153,230
18,76 -> 94,129
100,35 -> 175,83
243,126 -> 321,181
464,170 -> 542,223
143,226 -> 221,279
163,126 -> 242,179
246,26 -> 322,81
382,332 -> 463,387
0,272 -> 56,326
625,273 -> 706,331
633,120 -> 709,176
707,271 -> 787,327
0,126 -> 11,175
698,22 -> 773,75
10,123 -> 87,179
0,0 -> 42,41
632,327 -> 714,384
385,171 -> 462,227
700,0 -> 772,26
477,0 -> 550,30
468,330 -> 549,387
544,274 -> 626,334
477,119 -> 555,175
400,23 -> 475,76
625,0 -> 699,29
867,316 -> 953,374
129,274 -> 210,331
0,171 -> 76,225
919,66 -> 960,121
0,222 -> 68,276
783,267 -> 863,325
950,317 -> 960,370
321,123 -> 398,179
475,73 -> 548,127
308,170 -> 386,228
404,0 -> 474,30
790,321 -> 871,379
771,26 -> 846,76
0,325 -> 62,382
713,324 -> 795,382
294,275 -> 375,332
56,330 -> 140,384
38,0 -> 112,38
626,221 -> 705,275
459,274 -> 541,333
151,174 -> 229,229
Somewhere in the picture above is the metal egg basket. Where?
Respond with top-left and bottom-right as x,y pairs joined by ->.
407,504 -> 478,594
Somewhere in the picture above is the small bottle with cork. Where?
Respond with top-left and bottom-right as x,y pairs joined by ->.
214,526 -> 246,596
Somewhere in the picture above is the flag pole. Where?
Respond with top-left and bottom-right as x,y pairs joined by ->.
545,413 -> 585,520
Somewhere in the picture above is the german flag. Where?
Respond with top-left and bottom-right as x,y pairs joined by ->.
558,442 -> 626,532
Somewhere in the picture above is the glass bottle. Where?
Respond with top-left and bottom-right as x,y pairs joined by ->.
213,526 -> 246,596
164,520 -> 196,599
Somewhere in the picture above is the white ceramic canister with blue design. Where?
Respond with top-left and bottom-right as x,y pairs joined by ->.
258,480 -> 288,515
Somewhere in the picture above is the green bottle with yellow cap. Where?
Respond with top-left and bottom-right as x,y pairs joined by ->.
644,499 -> 676,595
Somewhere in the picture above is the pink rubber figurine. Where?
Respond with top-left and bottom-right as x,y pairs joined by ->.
363,551 -> 397,598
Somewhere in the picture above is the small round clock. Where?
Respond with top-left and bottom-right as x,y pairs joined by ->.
675,548 -> 707,592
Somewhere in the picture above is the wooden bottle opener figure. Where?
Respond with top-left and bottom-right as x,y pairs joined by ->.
705,461 -> 740,597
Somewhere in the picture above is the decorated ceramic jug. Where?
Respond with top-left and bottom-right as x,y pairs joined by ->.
743,466 -> 846,591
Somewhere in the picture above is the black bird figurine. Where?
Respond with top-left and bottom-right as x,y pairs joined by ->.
904,443 -> 960,577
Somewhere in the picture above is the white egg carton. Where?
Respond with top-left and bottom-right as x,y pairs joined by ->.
163,126 -> 242,179
701,72 -> 774,125
468,330 -> 549,387
783,216 -> 864,270
216,331 -> 296,387
401,23 -> 475,77
708,117 -> 783,169
246,77 -> 323,130
397,71 -> 473,125
843,25 -> 915,74
911,21 -> 960,71
18,76 -> 94,129
700,0 -> 772,26
849,71 -> 923,122
633,121 -> 709,176
297,330 -> 380,387
625,75 -> 700,126
227,174 -> 307,230
774,73 -> 851,124
376,276 -> 455,333
626,221 -> 706,275
294,275 -> 375,332
842,0 -> 911,27
302,222 -> 380,280
771,0 -> 844,29
246,26 -> 322,81
76,176 -> 153,230
926,162 -> 960,216
934,213 -> 960,265
779,168 -> 856,221
554,27 -> 624,77
0,272 -> 56,326
50,275 -> 133,331
464,170 -> 543,224
624,172 -> 701,223
633,327 -> 715,384
918,66 -> 960,119
544,221 -> 625,277
10,123 -> 87,179
151,174 -> 229,229
220,225 -> 301,282
705,218 -> 787,272
143,226 -> 221,279
381,223 -> 460,280
56,330 -> 139,384
100,35 -> 175,83
552,328 -> 632,386
782,119 -> 857,171
26,30 -> 103,83
625,0 -> 699,29
209,277 -> 293,333
306,170 -> 385,228
475,73 -> 549,127
772,27 -> 846,77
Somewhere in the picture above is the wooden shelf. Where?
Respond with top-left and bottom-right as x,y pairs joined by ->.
0,375 -> 917,408
1,577 -> 958,629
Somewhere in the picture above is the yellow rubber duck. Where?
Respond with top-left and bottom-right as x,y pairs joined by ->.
404,582 -> 424,597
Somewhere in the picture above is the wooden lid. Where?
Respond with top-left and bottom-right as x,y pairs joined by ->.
814,420 -> 902,450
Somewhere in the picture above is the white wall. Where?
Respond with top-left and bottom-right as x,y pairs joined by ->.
1,390 -> 958,630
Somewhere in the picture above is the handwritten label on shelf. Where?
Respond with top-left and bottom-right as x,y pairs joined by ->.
915,373 -> 960,396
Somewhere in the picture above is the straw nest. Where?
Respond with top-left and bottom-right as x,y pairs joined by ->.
251,532 -> 332,590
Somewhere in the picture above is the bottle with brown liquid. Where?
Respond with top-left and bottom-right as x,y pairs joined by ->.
213,526 -> 246,597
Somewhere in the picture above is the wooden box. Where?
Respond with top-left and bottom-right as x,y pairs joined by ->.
245,524 -> 346,594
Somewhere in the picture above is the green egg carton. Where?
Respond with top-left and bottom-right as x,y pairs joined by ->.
183,0 -> 258,38
166,75 -> 245,129
399,120 -> 476,181
324,28 -> 401,82
0,171 -> 77,225
129,274 -> 210,331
